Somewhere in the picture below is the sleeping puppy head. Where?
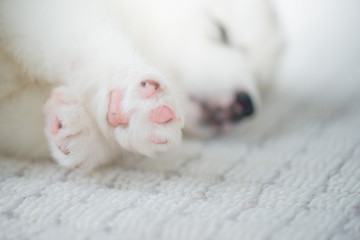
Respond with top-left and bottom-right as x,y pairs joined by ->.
174,0 -> 284,137
115,0 -> 283,137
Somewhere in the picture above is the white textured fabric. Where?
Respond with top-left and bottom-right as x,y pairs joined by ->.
1,0 -> 360,239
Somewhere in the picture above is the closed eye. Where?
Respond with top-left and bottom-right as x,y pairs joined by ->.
215,22 -> 230,45
213,20 -> 248,55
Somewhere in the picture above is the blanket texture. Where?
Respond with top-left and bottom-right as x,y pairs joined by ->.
1,0 -> 360,239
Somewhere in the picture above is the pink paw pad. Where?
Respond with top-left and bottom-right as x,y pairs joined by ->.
149,135 -> 168,145
108,90 -> 130,127
139,80 -> 161,98
51,115 -> 62,134
150,105 -> 175,124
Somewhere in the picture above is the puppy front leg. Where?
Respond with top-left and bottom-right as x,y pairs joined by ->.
1,0 -> 184,169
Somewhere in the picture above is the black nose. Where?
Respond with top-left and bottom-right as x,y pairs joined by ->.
198,92 -> 254,128
231,92 -> 254,122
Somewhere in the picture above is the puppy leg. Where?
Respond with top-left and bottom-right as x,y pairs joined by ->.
1,0 -> 184,168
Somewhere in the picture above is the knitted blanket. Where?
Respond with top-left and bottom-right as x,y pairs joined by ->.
1,0 -> 360,239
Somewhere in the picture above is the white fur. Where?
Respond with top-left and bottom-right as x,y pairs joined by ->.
0,0 -> 283,169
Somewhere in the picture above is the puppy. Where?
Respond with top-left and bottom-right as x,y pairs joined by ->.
0,0 -> 283,169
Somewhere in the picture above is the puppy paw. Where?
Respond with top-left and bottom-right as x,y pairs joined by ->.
44,87 -> 111,169
107,78 -> 184,156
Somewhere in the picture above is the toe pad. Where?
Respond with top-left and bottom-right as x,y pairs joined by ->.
150,105 -> 175,124
108,90 -> 130,127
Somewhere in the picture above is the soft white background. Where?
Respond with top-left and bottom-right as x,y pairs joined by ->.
275,0 -> 360,89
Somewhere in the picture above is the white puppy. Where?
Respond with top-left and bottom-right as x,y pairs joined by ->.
0,0 -> 283,169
